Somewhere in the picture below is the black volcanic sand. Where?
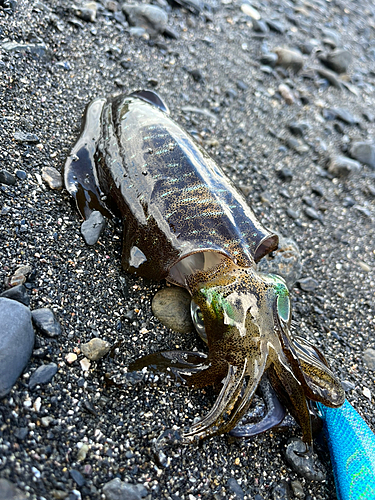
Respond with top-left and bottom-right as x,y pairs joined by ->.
0,0 -> 375,498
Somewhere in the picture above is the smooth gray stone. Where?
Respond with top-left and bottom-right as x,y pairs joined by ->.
350,142 -> 375,169
0,298 -> 34,398
363,348 -> 375,371
328,155 -> 361,178
285,438 -> 326,481
122,4 -> 168,36
0,478 -> 27,500
29,362 -> 58,390
0,169 -> 17,185
81,210 -> 106,245
322,49 -> 352,74
152,287 -> 194,333
13,131 -> 40,143
31,308 -> 62,337
1,42 -> 47,56
0,285 -> 30,306
103,478 -> 147,500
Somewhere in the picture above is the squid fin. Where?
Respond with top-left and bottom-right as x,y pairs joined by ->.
64,97 -> 112,220
130,90 -> 170,114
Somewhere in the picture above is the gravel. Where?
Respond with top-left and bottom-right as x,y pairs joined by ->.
1,0 -> 375,498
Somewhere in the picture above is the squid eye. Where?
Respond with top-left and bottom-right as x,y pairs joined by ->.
190,300 -> 208,343
277,293 -> 290,323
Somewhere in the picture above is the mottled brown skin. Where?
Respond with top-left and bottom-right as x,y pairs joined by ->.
65,90 -> 345,444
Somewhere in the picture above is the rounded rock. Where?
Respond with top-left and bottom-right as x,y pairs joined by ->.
350,142 -> 375,169
81,210 -> 106,245
363,348 -> 375,371
122,4 -> 168,37
328,155 -> 361,178
81,338 -> 111,361
102,478 -> 147,500
0,297 -> 35,398
31,308 -> 62,337
322,49 -> 352,74
29,362 -> 58,390
41,166 -> 63,190
275,48 -> 304,72
152,287 -> 193,334
285,438 -> 326,481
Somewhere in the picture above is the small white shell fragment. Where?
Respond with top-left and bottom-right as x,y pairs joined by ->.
363,387 -> 372,401
33,397 -> 42,412
65,352 -> 78,364
240,3 -> 260,20
80,357 -> 91,372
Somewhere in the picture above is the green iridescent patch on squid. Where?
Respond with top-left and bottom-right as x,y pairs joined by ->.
201,288 -> 235,322
267,274 -> 290,323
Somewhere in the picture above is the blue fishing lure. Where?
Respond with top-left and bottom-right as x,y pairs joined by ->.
317,400 -> 375,500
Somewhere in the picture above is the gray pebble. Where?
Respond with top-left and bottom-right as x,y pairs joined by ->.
152,287 -> 193,333
32,308 -> 62,338
41,166 -> 63,190
102,478 -> 147,500
321,49 -> 352,74
0,297 -> 35,399
81,210 -> 106,245
328,155 -> 361,178
291,480 -> 305,499
321,28 -> 341,48
350,142 -> 375,169
342,380 -> 355,391
0,478 -> 27,500
227,477 -> 244,499
0,169 -> 17,185
29,362 -> 58,390
10,265 -> 33,287
363,348 -> 375,371
288,121 -> 309,137
15,170 -> 27,180
272,480 -> 292,500
129,27 -> 147,38
286,138 -> 309,154
13,131 -> 40,143
285,438 -> 326,481
304,206 -> 323,222
122,4 -> 168,37
286,208 -> 299,220
363,110 -> 375,122
354,205 -> 372,218
314,67 -> 342,89
297,277 -> 319,292
311,185 -> 324,197
0,284 -> 30,306
276,167 -> 293,182
14,427 -> 28,440
265,19 -> 285,34
252,19 -> 269,33
81,338 -> 111,361
70,469 -> 85,487
1,42 -> 46,56
74,2 -> 97,22
260,52 -> 278,67
326,107 -> 359,125
236,80 -> 248,91
275,47 -> 304,72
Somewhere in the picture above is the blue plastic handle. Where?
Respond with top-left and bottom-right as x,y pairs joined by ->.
317,400 -> 375,500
